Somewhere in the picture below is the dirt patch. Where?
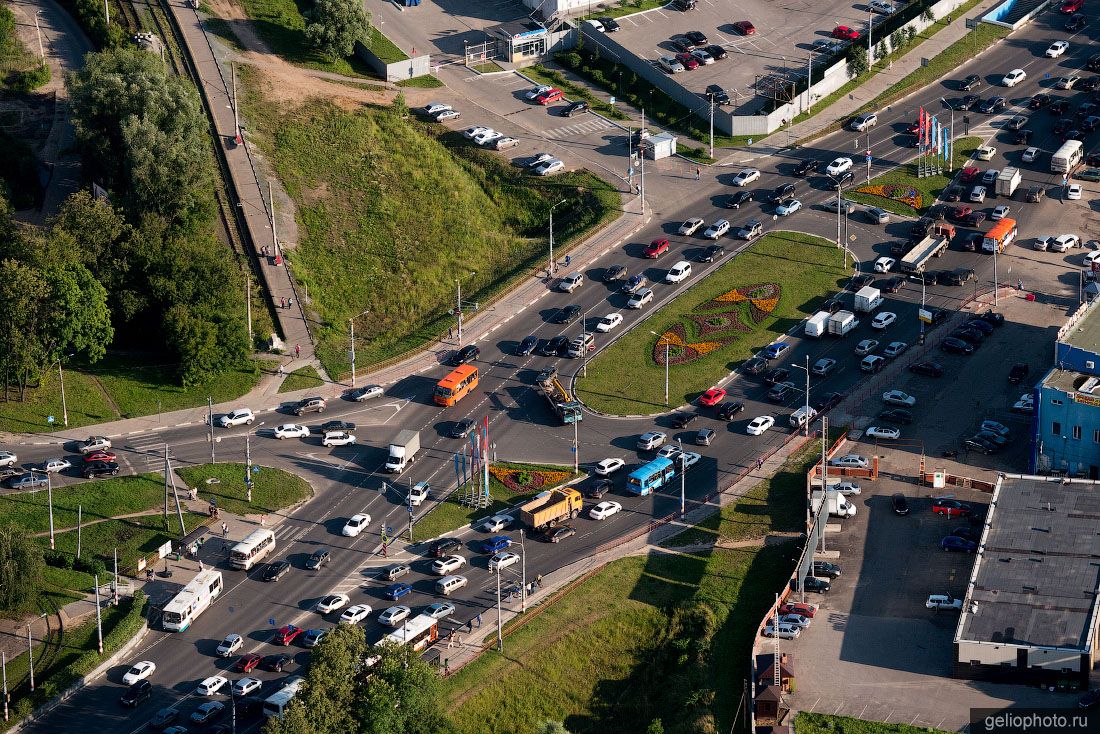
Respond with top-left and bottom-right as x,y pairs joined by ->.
206,0 -> 277,57
239,58 -> 391,109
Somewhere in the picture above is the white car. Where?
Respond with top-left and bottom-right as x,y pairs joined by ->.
471,129 -> 499,146
969,186 -> 986,203
883,341 -> 908,358
991,204 -> 1010,220
322,432 -> 356,447
463,126 -> 491,139
585,18 -> 605,31
525,85 -> 553,100
1067,185 -> 1083,201
829,454 -> 869,468
197,675 -> 228,696
626,288 -> 654,309
431,555 -> 467,575
478,515 -> 512,533
41,458 -> 70,473
589,501 -> 623,520
1056,74 -> 1080,90
215,634 -> 243,658
1085,250 -> 1100,267
233,677 -> 262,696
732,168 -> 761,186
882,390 -> 916,407
826,157 -> 853,176
764,622 -> 800,639
681,451 -> 701,468
636,431 -> 667,450
1034,236 -> 1053,252
423,102 -> 451,116
1053,234 -> 1081,252
0,451 -> 15,468
535,159 -> 565,176
691,48 -> 715,65
871,312 -> 896,330
975,145 -> 996,161
219,408 -> 255,427
1001,68 -> 1026,87
746,416 -> 775,436
873,256 -> 895,273
869,0 -> 896,12
678,217 -> 705,235
665,261 -> 692,283
656,444 -> 683,460
341,514 -> 370,537
274,423 -> 309,439
865,425 -> 901,440
855,339 -> 879,356
830,481 -> 862,495
702,219 -> 730,239
122,661 -> 156,685
594,458 -> 625,476
775,200 -> 802,216
379,605 -> 412,627
778,613 -> 811,628
1022,147 -> 1039,163
1046,40 -> 1069,58
596,313 -> 623,332
657,55 -> 685,73
339,604 -> 372,624
352,384 -> 384,401
488,551 -> 521,572
926,594 -> 963,610
315,593 -> 350,614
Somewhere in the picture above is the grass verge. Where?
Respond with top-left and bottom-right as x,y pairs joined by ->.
176,462 -> 313,517
845,136 -> 981,216
45,513 -> 205,577
239,67 -> 622,378
575,232 -> 847,414
236,0 -> 379,77
278,365 -> 325,393
0,474 -> 167,532
581,0 -> 667,19
362,27 -> 408,63
396,75 -> 444,88
794,713 -> 952,734
523,64 -> 628,120
412,462 -> 581,541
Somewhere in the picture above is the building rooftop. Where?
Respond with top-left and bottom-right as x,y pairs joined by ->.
1043,367 -> 1093,394
1062,299 -> 1100,351
957,476 -> 1100,652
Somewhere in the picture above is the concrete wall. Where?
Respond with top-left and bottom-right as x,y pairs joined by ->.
983,0 -> 1051,28
958,640 -> 1018,665
354,41 -> 432,82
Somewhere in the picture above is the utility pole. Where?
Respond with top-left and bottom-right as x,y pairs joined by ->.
708,100 -> 714,160
245,276 -> 252,346
573,419 -> 579,473
33,12 -> 44,62
269,182 -> 280,266
94,576 -> 103,653
495,567 -> 503,653
520,529 -> 527,613
456,278 -> 463,344
26,625 -> 33,691
651,331 -> 670,406
208,397 -> 215,464
57,358 -> 68,428
678,440 -> 686,518
104,0 -> 109,25
231,62 -> 240,143
76,505 -> 82,559
349,309 -> 369,387
3,651 -> 8,721
792,355 -> 811,436
549,199 -> 566,277
46,472 -> 54,550
113,548 -> 119,606
639,109 -> 646,215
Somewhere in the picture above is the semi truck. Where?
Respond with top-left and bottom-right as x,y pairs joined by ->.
899,224 -> 953,274
811,488 -> 857,518
995,167 -> 1021,197
853,286 -> 883,313
518,487 -> 583,529
804,311 -> 831,337
827,310 -> 859,336
384,430 -> 420,473
536,371 -> 583,424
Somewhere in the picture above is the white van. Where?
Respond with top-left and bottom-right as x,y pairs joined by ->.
558,272 -> 584,293
408,482 -> 430,507
436,575 -> 469,595
665,261 -> 692,283
789,405 -> 818,428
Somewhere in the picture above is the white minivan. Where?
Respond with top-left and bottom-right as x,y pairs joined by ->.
436,575 -> 469,595
789,405 -> 818,428
665,261 -> 692,283
558,271 -> 584,292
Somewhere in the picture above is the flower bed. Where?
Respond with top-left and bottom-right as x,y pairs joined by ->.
853,183 -> 922,209
488,466 -> 574,494
652,283 -> 780,367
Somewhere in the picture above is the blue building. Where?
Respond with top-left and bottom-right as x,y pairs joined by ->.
1033,300 -> 1100,477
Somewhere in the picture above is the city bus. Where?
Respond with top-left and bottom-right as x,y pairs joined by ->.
1051,139 -> 1083,173
380,613 -> 439,652
981,218 -> 1018,254
162,569 -> 223,632
263,676 -> 304,719
434,365 -> 479,406
229,528 -> 276,570
626,457 -> 676,496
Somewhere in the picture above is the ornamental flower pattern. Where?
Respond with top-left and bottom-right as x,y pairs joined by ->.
854,183 -> 923,209
488,465 -> 573,494
653,283 -> 781,366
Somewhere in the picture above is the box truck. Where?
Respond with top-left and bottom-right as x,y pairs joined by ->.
384,430 -> 420,473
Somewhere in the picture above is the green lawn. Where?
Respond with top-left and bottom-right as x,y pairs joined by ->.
845,136 -> 981,216
412,462 -> 581,542
278,365 -> 325,393
176,462 -> 314,517
0,473 -> 167,532
395,75 -> 444,89
581,0 -> 667,19
239,69 -> 621,378
44,513 -> 201,576
576,232 -> 847,415
362,27 -> 408,63
202,17 -> 244,52
794,713 -> 952,734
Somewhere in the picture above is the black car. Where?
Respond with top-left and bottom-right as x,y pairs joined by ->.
319,420 -> 356,433
150,708 -> 179,730
951,525 -> 979,541
1089,53 -> 1100,72
120,679 -> 152,707
704,44 -> 727,60
724,190 -> 754,209
685,30 -> 708,45
812,561 -> 841,578
451,344 -> 480,365
191,701 -> 226,725
516,335 -> 538,356
450,419 -> 476,438
305,549 -> 330,570
831,171 -> 854,189
822,298 -> 844,314
941,337 -> 974,355
742,357 -> 768,375
892,493 -> 909,515
430,537 -> 462,557
1080,77 -> 1100,93
803,576 -> 831,593
794,159 -> 820,176
768,382 -> 795,402
262,560 -> 291,582
670,412 -> 697,429
879,409 -> 913,425
980,96 -> 1006,113
960,74 -> 981,91
1050,99 -> 1071,115
697,244 -> 725,263
704,84 -> 730,105
716,401 -> 746,421
541,335 -> 569,355
1029,93 -> 1051,109
1080,689 -> 1100,709
670,36 -> 695,52
586,478 -> 613,499
604,264 -> 626,282
596,16 -> 620,31
975,430 -> 1008,447
83,460 -> 119,479
562,101 -> 590,117
980,310 -> 1004,327
879,276 -> 903,293
1078,102 -> 1098,119
262,653 -> 292,672
814,392 -> 844,413
952,327 -> 984,345
965,319 -> 993,335
763,367 -> 790,386
1012,128 -> 1033,145
1026,185 -> 1044,203
1008,363 -> 1030,384
964,212 -> 985,228
544,524 -> 576,543
236,696 -> 266,719
769,183 -> 796,203
941,185 -> 964,202
956,94 -> 979,110
1067,12 -> 1086,30
848,273 -> 874,291
964,436 -> 997,455
554,305 -> 582,324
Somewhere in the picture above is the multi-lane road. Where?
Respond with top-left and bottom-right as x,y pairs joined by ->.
13,10 -> 1100,731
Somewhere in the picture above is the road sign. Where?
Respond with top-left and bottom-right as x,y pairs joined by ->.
918,308 -> 933,323
47,416 -> 54,424
269,617 -> 276,626
570,446 -> 577,453
1063,176 -> 1069,186
609,96 -> 616,105
865,154 -> 872,163
1045,72 -> 1052,79
252,466 -> 260,474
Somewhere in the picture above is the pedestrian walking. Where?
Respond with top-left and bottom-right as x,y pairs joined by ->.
280,297 -> 285,308
1018,278 -> 1024,290
260,514 -> 266,527
447,629 -> 455,648
448,326 -> 453,340
295,344 -> 301,358
221,522 -> 229,538
756,457 -> 764,470
277,364 -> 284,376
467,619 -> 473,633
535,574 -> 543,588
475,613 -> 482,628
695,166 -> 701,180
288,298 -> 294,309
443,658 -> 450,676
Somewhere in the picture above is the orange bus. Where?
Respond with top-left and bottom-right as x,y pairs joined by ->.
981,218 -> 1017,254
434,365 -> 479,406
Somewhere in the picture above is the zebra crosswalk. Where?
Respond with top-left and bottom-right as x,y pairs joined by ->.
124,434 -> 178,474
543,117 -> 616,140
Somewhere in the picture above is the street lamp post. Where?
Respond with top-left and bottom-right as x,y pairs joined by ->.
791,355 -> 811,436
348,309 -> 370,387
55,356 -> 70,428
33,11 -> 44,63
30,469 -> 54,550
245,422 -> 264,503
455,272 -> 477,344
650,331 -> 671,406
549,199 -> 567,277
677,439 -> 686,518
519,529 -> 527,613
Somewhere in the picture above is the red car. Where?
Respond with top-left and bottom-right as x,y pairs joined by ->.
235,653 -> 263,673
951,205 -> 973,221
959,166 -> 980,182
1060,0 -> 1083,13
832,25 -> 860,40
273,624 -> 302,645
733,20 -> 756,35
932,498 -> 973,517
535,88 -> 564,105
82,450 -> 116,464
779,601 -> 818,618
675,53 -> 699,70
905,121 -> 920,134
644,239 -> 670,258
698,387 -> 727,406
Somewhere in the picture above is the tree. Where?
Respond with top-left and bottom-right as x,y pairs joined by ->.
846,45 -> 868,79
0,525 -> 44,611
305,0 -> 372,60
0,259 -> 49,399
876,40 -> 888,62
536,723 -> 573,734
41,263 -> 114,365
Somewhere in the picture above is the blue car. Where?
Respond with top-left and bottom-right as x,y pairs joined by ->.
516,335 -> 538,356
385,582 -> 413,600
941,535 -> 976,553
481,535 -> 512,554
763,342 -> 790,360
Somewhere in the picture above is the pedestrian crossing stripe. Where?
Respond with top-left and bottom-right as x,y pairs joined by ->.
544,118 -> 615,139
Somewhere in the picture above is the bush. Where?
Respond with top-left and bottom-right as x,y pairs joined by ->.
44,550 -> 73,569
14,64 -> 51,92
73,556 -> 106,577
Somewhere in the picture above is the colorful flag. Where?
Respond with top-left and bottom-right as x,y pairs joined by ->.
482,416 -> 490,497
918,107 -> 925,146
931,116 -> 939,154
